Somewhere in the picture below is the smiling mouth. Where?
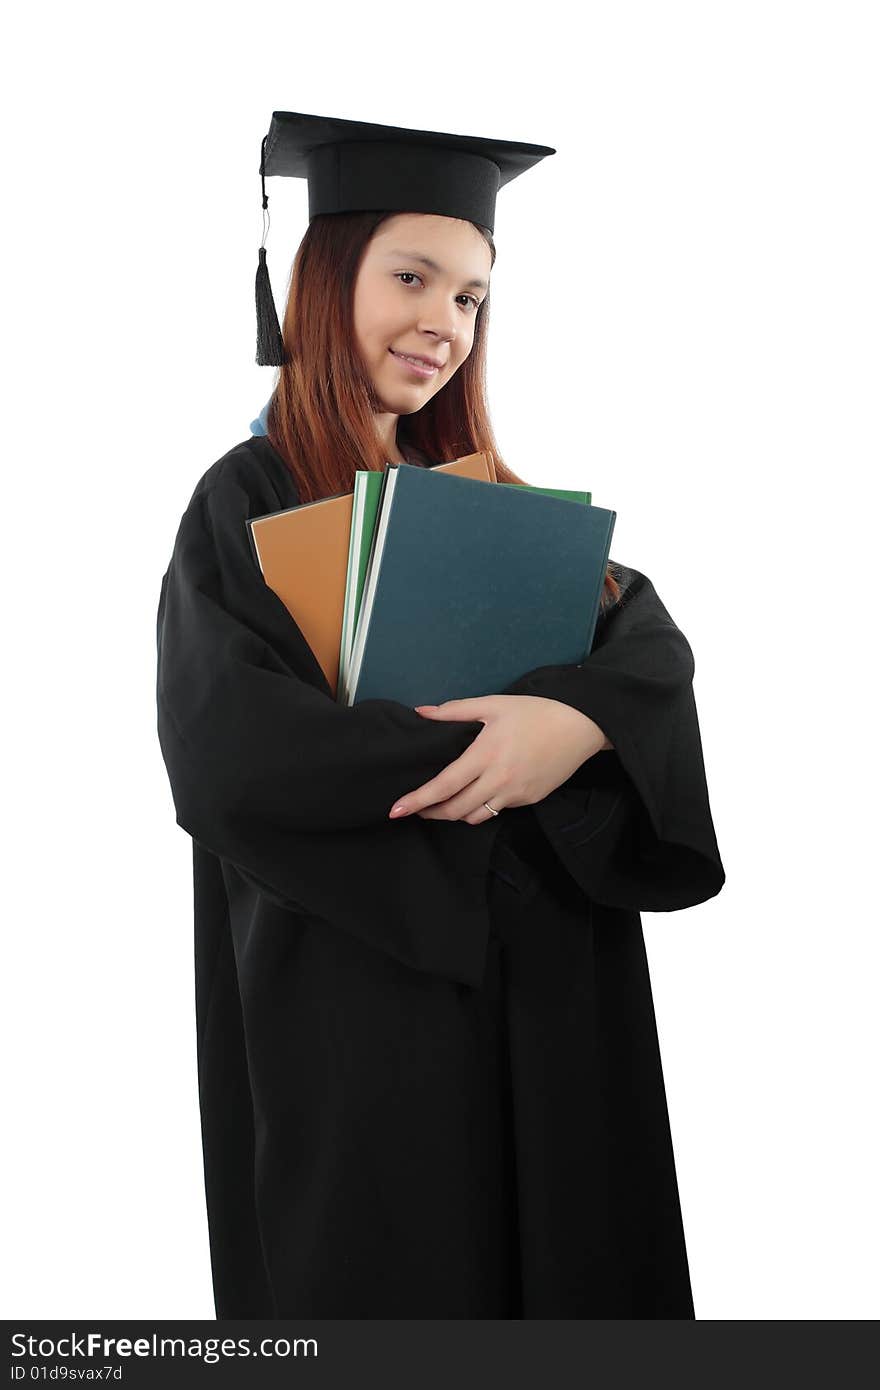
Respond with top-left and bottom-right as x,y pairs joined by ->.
389,349 -> 441,376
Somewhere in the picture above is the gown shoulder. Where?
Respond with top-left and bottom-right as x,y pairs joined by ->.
181,433 -> 300,514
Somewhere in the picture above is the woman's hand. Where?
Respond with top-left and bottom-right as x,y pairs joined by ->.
388,695 -> 613,825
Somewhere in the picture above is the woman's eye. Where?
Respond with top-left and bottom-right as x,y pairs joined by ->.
395,272 -> 480,311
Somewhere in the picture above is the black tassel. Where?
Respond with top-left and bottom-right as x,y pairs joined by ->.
255,246 -> 285,366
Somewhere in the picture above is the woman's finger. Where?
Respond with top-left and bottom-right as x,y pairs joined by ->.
416,776 -> 506,823
389,749 -> 487,818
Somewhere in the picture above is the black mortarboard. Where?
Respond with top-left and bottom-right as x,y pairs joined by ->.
255,110 -> 556,365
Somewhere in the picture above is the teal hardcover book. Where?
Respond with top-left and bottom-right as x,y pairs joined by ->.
343,464 -> 615,707
340,471 -> 592,686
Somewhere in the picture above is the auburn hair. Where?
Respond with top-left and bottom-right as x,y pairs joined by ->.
265,211 -> 620,610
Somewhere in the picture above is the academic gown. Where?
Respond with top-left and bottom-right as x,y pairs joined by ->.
155,434 -> 725,1320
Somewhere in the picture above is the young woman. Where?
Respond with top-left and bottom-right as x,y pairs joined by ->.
156,112 -> 725,1319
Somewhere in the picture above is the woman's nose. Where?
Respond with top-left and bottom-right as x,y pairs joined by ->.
417,299 -> 457,342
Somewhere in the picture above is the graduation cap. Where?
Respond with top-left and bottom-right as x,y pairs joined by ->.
255,110 -> 556,365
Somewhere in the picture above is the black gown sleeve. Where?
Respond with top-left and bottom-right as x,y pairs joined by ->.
156,454 -> 502,987
500,563 -> 726,912
157,468 -> 492,832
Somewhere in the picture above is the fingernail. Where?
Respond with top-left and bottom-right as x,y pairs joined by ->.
390,803 -> 407,817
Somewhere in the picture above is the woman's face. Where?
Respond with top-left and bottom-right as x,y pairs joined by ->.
352,212 -> 492,415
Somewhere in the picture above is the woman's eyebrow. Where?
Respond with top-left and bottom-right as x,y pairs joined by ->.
384,249 -> 488,291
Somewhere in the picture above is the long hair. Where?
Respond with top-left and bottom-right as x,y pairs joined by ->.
265,211 -> 620,610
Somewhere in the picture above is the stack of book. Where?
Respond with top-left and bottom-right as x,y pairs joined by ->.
247,450 -> 615,707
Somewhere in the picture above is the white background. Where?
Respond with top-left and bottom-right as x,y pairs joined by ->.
3,0 -> 877,1321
